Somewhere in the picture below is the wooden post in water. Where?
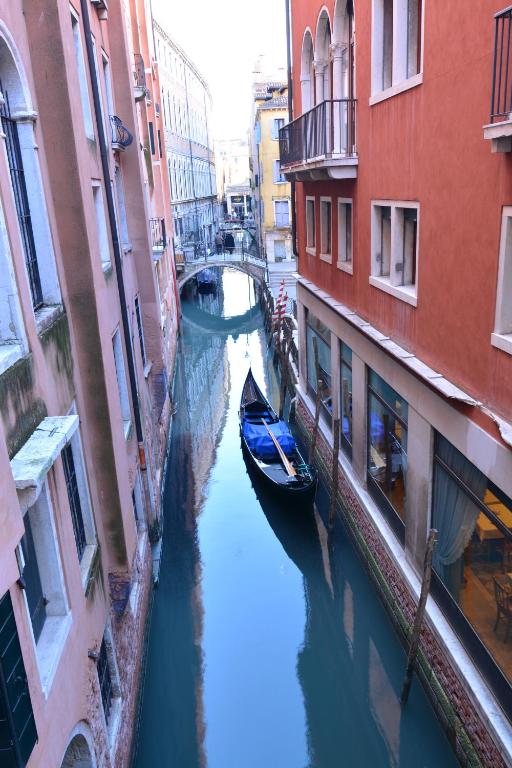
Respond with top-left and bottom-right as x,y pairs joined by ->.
329,418 -> 340,529
310,336 -> 323,462
400,528 -> 437,705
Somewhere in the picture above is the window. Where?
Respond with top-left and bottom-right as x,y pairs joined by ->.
274,240 -> 286,262
371,201 -> 419,305
132,470 -> 145,531
92,183 -> 111,270
306,197 -> 316,252
320,198 -> 332,260
372,0 -> 423,97
0,593 -> 38,767
20,481 -> 70,690
305,310 -> 332,425
60,420 -> 96,584
112,328 -> 131,438
98,637 -> 113,723
275,200 -> 290,228
135,296 -> 147,368
367,370 -> 408,540
157,129 -> 163,158
340,343 -> 353,457
492,207 -> 512,355
272,117 -> 285,140
273,159 -> 286,184
149,121 -> 156,155
70,10 -> 94,139
337,199 -> 353,270
0,199 -> 26,373
431,434 -> 512,710
114,167 -> 130,249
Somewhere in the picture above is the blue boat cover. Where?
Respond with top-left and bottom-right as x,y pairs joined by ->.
243,420 -> 296,460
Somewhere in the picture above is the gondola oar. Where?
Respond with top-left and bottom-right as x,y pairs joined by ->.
261,419 -> 297,477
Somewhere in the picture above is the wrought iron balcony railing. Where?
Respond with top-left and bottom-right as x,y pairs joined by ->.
279,98 -> 357,168
491,7 -> 512,121
110,115 -> 133,150
150,218 -> 167,250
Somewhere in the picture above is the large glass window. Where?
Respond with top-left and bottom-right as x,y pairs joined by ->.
432,434 -> 512,704
340,343 -> 353,457
367,370 -> 408,537
306,310 -> 332,424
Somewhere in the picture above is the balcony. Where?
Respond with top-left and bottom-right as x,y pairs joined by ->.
133,54 -> 148,102
150,218 -> 167,261
484,7 -> 512,151
110,115 -> 133,152
279,99 -> 357,181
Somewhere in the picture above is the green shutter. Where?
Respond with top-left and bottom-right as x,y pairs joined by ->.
0,593 -> 38,767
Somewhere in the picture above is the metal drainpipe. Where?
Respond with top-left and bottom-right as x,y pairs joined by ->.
80,1 -> 150,495
285,0 -> 298,258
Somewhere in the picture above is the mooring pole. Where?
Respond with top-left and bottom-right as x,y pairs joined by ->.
329,418 -> 340,529
401,528 -> 437,705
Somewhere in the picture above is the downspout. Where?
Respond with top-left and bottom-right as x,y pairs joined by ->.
80,1 -> 151,506
285,0 -> 298,258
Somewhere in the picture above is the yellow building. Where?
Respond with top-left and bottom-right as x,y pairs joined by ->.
251,81 -> 293,263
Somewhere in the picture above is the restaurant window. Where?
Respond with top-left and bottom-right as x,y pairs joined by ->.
367,369 -> 408,540
306,310 -> 332,425
432,434 -> 512,711
306,197 -> 316,252
340,343 -> 353,457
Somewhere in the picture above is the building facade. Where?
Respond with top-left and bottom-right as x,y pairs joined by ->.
283,1 -> 512,765
0,0 -> 178,766
251,80 -> 293,265
154,21 -> 218,257
215,137 -> 252,221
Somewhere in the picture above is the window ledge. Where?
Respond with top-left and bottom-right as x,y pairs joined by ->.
319,253 -> 332,264
306,247 -> 316,257
80,543 -> 98,592
123,420 -> 133,441
369,72 -> 423,106
491,332 -> 512,355
0,343 -> 24,377
102,262 -> 113,276
369,275 -> 418,307
337,260 -> 353,275
35,304 -> 64,335
122,242 -> 133,254
143,361 -> 153,379
37,612 -> 72,698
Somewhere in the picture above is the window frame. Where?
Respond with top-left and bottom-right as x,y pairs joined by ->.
340,341 -> 353,458
274,199 -> 290,228
112,327 -> 132,439
491,205 -> 512,355
370,200 -> 419,306
337,197 -> 353,274
70,7 -> 95,139
320,196 -> 333,263
273,159 -> 286,184
370,0 -> 424,105
92,180 -> 112,271
306,196 -> 316,255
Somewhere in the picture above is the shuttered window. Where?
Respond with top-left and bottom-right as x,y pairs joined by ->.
0,593 -> 38,767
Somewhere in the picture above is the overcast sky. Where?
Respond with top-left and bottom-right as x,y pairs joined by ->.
153,0 -> 287,140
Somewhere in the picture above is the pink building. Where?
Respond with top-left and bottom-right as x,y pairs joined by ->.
282,0 -> 512,764
0,0 -> 179,766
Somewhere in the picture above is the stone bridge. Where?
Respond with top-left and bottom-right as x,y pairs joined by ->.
177,252 -> 266,290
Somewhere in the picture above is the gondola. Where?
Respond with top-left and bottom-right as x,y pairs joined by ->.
196,268 -> 218,294
239,369 -> 317,503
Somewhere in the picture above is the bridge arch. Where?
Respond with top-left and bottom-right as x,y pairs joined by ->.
178,260 -> 266,291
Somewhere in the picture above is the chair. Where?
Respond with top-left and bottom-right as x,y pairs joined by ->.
493,577 -> 512,642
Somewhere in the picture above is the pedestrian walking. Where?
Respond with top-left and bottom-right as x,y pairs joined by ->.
215,230 -> 224,255
224,231 -> 235,255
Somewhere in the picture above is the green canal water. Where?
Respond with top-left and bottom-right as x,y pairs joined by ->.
133,269 -> 458,768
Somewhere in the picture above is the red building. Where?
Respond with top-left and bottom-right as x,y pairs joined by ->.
281,1 -> 512,763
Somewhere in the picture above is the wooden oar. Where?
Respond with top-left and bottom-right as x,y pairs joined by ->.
261,419 -> 297,477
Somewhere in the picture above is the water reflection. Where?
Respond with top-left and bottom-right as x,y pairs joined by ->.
134,269 -> 457,768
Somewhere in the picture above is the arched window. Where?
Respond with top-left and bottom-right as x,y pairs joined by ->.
314,10 -> 332,105
300,30 -> 315,113
0,31 -> 60,317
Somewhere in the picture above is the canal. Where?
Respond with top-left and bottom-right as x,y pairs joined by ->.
133,268 -> 458,768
